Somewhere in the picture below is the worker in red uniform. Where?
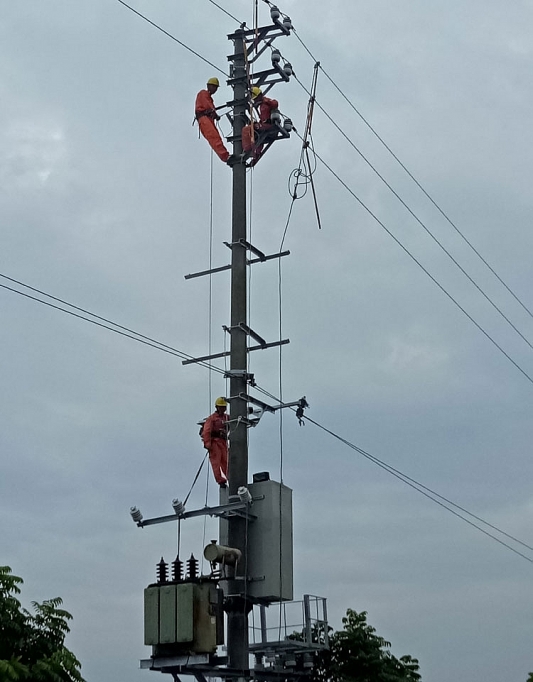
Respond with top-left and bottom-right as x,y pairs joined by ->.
201,397 -> 229,487
242,86 -> 279,162
195,78 -> 230,163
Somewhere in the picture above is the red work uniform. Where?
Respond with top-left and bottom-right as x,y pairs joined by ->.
195,90 -> 230,162
202,410 -> 229,485
242,96 -> 279,154
258,96 -> 279,129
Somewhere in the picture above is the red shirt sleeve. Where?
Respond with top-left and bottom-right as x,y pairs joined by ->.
202,413 -> 213,448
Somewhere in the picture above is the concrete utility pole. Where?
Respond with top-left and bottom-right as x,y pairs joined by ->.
136,15 -> 330,682
226,28 -> 251,676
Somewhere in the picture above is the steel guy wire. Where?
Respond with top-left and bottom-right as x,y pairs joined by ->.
252,384 -> 533,564
291,28 -> 533,324
292,137 -> 533,388
0,276 -> 226,376
291,74 -> 533,356
116,0 -> 228,76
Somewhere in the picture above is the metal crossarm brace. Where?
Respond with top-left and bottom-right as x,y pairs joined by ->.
193,674 -> 209,682
236,393 -> 307,414
222,323 -> 267,347
240,239 -> 266,260
239,323 -> 266,346
232,393 -> 276,413
224,238 -> 266,260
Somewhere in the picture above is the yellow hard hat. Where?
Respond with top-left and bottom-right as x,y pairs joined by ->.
215,397 -> 228,408
207,77 -> 220,86
251,86 -> 262,99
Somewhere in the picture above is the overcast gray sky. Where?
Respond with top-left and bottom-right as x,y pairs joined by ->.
2,1 -> 533,680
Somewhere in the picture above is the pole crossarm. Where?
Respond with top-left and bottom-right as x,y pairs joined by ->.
228,65 -> 289,87
134,500 -> 257,528
181,338 -> 289,365
184,249 -> 290,280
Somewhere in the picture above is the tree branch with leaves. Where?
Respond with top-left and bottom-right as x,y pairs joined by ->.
313,608 -> 421,682
0,566 -> 85,682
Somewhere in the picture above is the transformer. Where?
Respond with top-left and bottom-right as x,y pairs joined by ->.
144,579 -> 224,656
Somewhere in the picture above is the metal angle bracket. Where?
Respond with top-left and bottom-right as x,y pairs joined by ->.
224,368 -> 256,386
223,323 -> 267,347
224,238 -> 266,260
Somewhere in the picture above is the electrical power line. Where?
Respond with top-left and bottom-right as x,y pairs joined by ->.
204,0 -> 243,25
269,36 -> 533,363
291,28 -> 533,325
0,274 -> 225,376
253,384 -> 533,565
297,137 -> 533,387
291,73 -> 533,356
305,413 -> 533,564
116,0 -> 227,76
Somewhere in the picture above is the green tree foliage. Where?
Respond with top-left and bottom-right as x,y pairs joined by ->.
526,674 -> 533,682
313,608 -> 421,682
0,566 -> 85,682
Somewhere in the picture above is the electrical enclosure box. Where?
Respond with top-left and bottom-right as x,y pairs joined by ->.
246,478 -> 293,602
143,581 -> 223,654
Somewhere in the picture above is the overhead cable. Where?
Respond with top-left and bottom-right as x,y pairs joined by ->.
298,137 -> 533,387
204,0 -> 243,25
0,275 -> 225,376
116,0 -> 227,76
292,28 -> 533,324
304,413 -> 533,564
253,385 -> 533,565
292,73 -> 533,355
